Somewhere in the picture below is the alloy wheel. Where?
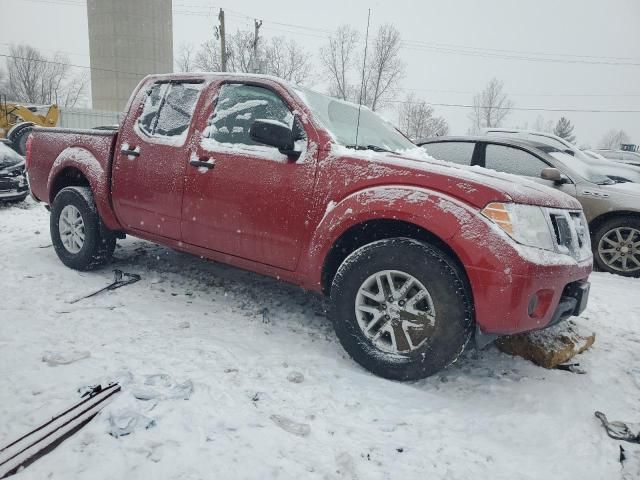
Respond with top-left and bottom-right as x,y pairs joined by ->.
597,227 -> 640,273
355,270 -> 436,354
59,204 -> 86,254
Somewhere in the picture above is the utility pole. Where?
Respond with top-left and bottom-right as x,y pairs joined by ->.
218,9 -> 227,71
253,19 -> 262,73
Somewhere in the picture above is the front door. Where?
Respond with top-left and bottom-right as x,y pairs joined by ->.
482,143 -> 577,197
112,80 -> 204,240
181,82 -> 318,271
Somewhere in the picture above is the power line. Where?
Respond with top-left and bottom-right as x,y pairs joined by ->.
387,100 -> 640,113
401,42 -> 640,67
0,53 -> 147,77
403,86 -> 640,98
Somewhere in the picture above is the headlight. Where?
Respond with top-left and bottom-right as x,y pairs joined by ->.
481,202 -> 555,251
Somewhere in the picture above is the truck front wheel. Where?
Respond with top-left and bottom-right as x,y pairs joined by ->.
50,186 -> 116,271
329,238 -> 473,380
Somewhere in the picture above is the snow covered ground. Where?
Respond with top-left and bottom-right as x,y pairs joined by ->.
1,199 -> 639,480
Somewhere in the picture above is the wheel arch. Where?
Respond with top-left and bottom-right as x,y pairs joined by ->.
47,147 -> 121,230
320,218 -> 472,298
589,210 -> 640,236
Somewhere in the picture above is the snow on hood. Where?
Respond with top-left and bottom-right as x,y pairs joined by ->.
331,145 -> 582,210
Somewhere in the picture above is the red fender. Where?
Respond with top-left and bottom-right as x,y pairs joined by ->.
46,147 -> 122,231
300,185 -> 481,291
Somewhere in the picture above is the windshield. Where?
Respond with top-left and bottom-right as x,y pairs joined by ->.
547,150 -> 613,184
294,87 -> 415,152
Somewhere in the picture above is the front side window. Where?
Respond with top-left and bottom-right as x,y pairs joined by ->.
137,82 -> 202,139
421,142 -> 475,165
484,144 -> 550,178
204,84 -> 294,146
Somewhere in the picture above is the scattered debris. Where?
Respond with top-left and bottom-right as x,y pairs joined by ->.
0,383 -> 120,479
177,321 -> 190,329
287,371 -> 305,384
68,269 -> 141,304
269,415 -> 310,437
130,374 -> 193,401
106,408 -> 155,438
496,320 -> 595,369
595,411 -> 640,444
42,350 -> 91,366
396,447 -> 404,453
555,363 -> 587,374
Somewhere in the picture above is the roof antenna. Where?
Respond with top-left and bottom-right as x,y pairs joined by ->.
354,8 -> 371,148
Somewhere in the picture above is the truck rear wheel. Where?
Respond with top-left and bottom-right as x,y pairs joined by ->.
50,186 -> 116,271
329,238 -> 473,381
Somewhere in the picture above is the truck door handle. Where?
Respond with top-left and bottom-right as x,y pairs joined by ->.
189,158 -> 216,169
120,148 -> 139,157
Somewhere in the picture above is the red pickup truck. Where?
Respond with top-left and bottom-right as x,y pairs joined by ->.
26,73 -> 592,380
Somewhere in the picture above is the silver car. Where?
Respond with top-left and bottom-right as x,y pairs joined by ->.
418,136 -> 640,277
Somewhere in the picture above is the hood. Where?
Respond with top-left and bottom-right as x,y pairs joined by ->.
0,143 -> 24,169
329,145 -> 582,210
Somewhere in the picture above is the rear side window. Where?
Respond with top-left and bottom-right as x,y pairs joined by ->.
137,82 -> 203,140
203,84 -> 293,146
421,142 -> 475,165
484,144 -> 550,178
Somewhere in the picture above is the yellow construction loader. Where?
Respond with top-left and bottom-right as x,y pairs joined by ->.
0,94 -> 59,155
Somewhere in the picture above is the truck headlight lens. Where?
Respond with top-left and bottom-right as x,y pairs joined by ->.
481,202 -> 555,251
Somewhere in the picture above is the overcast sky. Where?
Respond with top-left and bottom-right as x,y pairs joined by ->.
2,0 -> 639,147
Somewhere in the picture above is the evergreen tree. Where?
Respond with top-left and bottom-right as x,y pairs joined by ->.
553,117 -> 576,143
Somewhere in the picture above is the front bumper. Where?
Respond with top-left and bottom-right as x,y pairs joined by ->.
0,164 -> 29,201
468,258 -> 592,336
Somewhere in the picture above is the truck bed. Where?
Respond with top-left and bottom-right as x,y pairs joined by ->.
28,127 -> 117,204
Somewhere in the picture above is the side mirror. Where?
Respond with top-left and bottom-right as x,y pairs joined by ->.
249,119 -> 300,159
541,167 -> 569,184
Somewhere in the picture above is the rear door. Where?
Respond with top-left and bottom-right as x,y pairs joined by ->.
112,80 -> 203,239
180,81 -> 319,271
421,141 -> 478,166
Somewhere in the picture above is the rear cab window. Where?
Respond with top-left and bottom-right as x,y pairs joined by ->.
421,142 -> 475,165
136,81 -> 203,145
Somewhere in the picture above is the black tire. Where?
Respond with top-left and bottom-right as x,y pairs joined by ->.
592,217 -> 640,278
329,238 -> 474,381
50,186 -> 116,271
7,122 -> 33,156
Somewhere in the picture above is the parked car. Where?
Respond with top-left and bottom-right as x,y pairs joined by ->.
419,136 -> 640,277
482,128 -> 640,182
0,142 -> 28,203
594,149 -> 640,168
26,73 -> 592,380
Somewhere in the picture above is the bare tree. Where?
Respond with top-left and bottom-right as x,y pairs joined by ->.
363,24 -> 404,111
398,93 -> 449,141
599,129 -> 630,149
227,31 -> 258,73
263,37 -> 313,84
175,43 -> 196,72
468,78 -> 514,133
319,25 -> 359,100
194,39 -> 223,72
5,44 -> 86,107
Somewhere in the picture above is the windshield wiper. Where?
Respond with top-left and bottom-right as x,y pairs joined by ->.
345,144 -> 397,154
